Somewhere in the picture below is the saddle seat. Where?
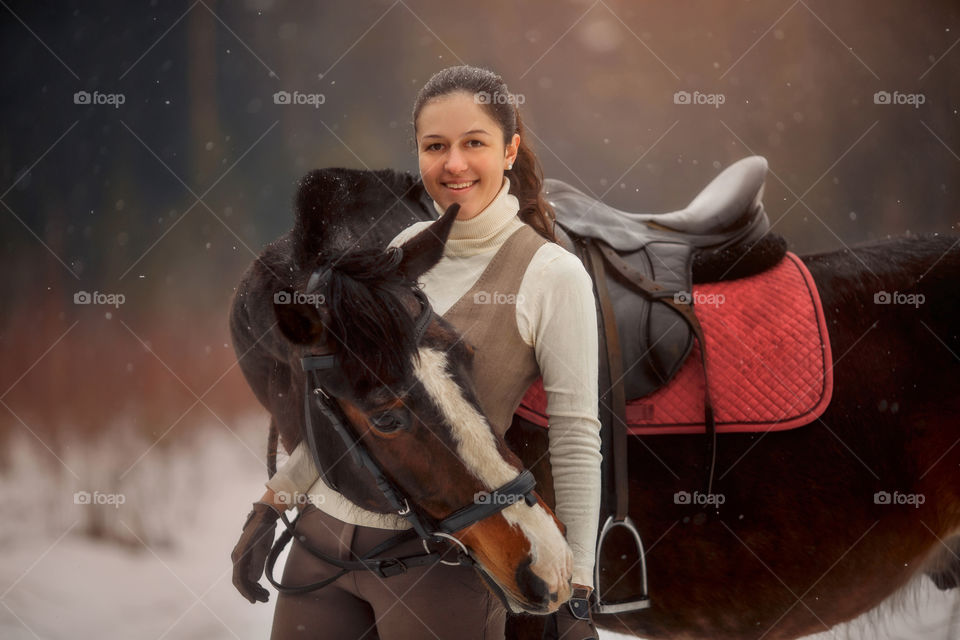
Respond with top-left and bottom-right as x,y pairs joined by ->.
546,156 -> 774,401
546,155 -> 769,252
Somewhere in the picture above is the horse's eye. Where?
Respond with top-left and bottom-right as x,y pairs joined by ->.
370,410 -> 408,434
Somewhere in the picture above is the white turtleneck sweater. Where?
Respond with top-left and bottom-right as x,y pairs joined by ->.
267,177 -> 602,588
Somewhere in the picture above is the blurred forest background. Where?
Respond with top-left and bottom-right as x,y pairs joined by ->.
0,2 -> 959,635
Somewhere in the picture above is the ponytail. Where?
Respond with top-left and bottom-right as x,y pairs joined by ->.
508,111 -> 558,243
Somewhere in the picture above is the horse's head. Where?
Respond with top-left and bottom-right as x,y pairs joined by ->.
270,170 -> 573,612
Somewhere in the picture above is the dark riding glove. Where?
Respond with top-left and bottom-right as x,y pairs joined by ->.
231,501 -> 282,603
542,587 -> 598,640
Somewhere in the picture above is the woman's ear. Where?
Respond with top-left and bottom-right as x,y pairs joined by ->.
505,133 -> 520,168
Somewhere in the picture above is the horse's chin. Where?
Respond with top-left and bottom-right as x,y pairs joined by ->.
485,574 -> 565,615
508,596 -> 563,615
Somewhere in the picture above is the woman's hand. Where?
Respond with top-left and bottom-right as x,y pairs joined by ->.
230,493 -> 283,603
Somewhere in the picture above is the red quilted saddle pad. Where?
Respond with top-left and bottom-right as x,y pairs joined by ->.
515,252 -> 833,435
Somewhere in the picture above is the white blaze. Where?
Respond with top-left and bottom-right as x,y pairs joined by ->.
411,347 -> 573,595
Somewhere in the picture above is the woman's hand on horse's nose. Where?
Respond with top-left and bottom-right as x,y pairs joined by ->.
231,501 -> 282,603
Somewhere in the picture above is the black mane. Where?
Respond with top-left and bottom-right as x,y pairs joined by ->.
321,246 -> 420,394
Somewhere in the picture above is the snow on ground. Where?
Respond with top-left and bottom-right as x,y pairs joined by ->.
0,418 -> 278,639
0,420 -> 957,639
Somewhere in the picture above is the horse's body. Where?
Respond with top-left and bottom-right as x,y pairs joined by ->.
232,167 -> 960,639
508,234 -> 960,639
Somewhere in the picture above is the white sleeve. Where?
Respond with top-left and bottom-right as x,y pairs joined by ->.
264,440 -> 319,503
523,248 -> 602,589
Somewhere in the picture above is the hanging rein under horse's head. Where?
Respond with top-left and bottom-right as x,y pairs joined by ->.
272,198 -> 573,613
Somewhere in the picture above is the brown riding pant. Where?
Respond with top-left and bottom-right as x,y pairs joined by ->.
270,504 -> 507,640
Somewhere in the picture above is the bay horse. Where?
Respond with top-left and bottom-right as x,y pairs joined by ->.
231,167 -> 960,639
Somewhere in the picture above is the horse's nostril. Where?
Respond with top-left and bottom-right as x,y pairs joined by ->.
549,591 -> 559,603
514,556 -> 551,605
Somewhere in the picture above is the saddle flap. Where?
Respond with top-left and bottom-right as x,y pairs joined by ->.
604,240 -> 695,399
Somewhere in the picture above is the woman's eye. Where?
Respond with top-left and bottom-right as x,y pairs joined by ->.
370,410 -> 408,434
466,139 -> 483,147
424,143 -> 443,152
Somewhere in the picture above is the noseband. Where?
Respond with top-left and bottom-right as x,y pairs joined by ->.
266,284 -> 539,603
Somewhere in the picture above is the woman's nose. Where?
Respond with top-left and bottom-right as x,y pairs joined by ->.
444,148 -> 467,174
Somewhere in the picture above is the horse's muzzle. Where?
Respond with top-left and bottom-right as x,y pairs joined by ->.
512,555 -> 572,613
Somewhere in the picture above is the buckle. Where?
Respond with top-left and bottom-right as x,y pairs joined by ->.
567,595 -> 591,621
375,558 -> 407,578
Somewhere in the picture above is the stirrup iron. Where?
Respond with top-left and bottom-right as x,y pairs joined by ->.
593,515 -> 651,614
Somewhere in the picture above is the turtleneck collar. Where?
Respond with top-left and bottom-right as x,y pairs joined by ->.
430,177 -> 524,256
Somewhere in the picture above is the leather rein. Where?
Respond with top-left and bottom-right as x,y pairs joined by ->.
265,284 -> 538,602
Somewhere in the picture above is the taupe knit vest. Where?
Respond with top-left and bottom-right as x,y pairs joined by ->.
441,224 -> 548,437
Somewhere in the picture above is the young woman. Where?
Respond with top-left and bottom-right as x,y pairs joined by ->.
232,65 -> 602,640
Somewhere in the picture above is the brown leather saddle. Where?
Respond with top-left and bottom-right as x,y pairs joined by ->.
546,156 -> 772,613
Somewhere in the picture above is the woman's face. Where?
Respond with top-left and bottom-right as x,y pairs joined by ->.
416,92 -> 520,221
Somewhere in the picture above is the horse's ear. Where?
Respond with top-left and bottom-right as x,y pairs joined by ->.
397,203 -> 460,281
273,289 -> 330,345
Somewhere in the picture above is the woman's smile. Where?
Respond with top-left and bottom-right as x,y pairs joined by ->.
444,179 -> 478,192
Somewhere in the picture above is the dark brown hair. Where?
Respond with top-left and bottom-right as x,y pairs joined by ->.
412,65 -> 557,243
